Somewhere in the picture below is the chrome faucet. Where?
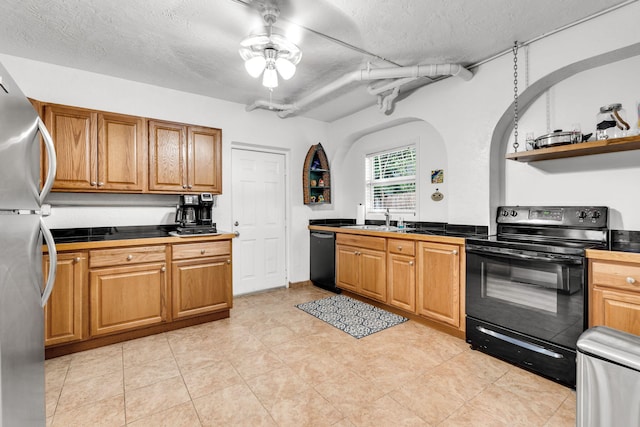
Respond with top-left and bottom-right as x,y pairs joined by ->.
384,208 -> 391,227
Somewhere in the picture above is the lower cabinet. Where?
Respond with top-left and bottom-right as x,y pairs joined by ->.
336,234 -> 386,302
44,252 -> 87,346
172,241 -> 232,319
89,245 -> 169,337
387,239 -> 416,312
416,241 -> 461,328
589,258 -> 640,335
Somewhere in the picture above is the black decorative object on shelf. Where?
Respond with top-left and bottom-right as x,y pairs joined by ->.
303,143 -> 331,205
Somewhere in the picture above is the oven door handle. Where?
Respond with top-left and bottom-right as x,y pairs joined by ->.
466,245 -> 583,265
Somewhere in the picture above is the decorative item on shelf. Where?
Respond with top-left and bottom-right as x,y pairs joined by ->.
311,159 -> 321,170
318,178 -> 324,187
597,103 -> 630,140
317,195 -> 325,203
310,196 -> 316,203
310,179 -> 317,187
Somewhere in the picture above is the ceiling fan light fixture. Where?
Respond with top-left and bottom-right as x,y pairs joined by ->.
245,55 -> 267,78
239,5 -> 301,89
275,57 -> 296,80
262,66 -> 279,88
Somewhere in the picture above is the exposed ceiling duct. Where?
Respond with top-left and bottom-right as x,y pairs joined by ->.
246,63 -> 474,118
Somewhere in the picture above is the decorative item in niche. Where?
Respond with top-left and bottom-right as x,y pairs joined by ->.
431,189 -> 444,201
431,169 -> 444,184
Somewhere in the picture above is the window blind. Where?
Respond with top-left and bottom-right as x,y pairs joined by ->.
365,145 -> 416,213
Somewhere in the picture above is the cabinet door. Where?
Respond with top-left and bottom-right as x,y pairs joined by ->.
591,287 -> 640,335
359,249 -> 387,302
44,252 -> 86,346
97,113 -> 146,191
388,253 -> 416,312
187,126 -> 222,193
44,105 -> 97,190
336,244 -> 359,292
148,120 -> 187,192
89,262 -> 167,336
172,256 -> 231,319
416,242 -> 460,327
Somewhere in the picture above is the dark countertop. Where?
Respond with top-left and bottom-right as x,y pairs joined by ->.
52,225 -> 180,243
610,230 -> 640,254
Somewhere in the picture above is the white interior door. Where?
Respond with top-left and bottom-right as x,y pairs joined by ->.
231,148 -> 286,295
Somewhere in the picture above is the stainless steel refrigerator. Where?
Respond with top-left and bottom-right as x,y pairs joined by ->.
0,61 -> 57,426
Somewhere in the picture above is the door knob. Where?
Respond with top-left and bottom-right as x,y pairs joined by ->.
234,221 -> 239,226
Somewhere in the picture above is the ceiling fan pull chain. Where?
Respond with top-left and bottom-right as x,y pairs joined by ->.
512,41 -> 520,153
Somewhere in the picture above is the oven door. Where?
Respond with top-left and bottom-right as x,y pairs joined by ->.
465,243 -> 586,350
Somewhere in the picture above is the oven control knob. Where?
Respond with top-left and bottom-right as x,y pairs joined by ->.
577,211 -> 587,219
501,210 -> 509,217
591,211 -> 601,219
510,210 -> 518,217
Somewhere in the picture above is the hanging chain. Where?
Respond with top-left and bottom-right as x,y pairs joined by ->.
512,41 -> 519,152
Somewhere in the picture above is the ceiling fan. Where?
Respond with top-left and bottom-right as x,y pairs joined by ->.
238,0 -> 302,89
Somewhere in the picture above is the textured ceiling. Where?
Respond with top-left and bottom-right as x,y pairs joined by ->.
0,0 -> 631,121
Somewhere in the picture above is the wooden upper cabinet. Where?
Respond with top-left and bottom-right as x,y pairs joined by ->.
188,126 -> 222,193
97,112 -> 146,191
149,120 -> 221,194
44,104 -> 97,190
44,104 -> 145,192
148,120 -> 187,192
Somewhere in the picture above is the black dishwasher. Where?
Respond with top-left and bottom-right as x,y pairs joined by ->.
310,231 -> 340,293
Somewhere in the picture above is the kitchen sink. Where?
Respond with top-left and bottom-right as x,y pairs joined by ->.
341,225 -> 407,232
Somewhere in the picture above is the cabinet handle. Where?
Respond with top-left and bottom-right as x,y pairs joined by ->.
397,246 -> 403,251
188,184 -> 193,189
74,257 -> 81,262
182,184 -> 187,189
627,276 -> 637,285
161,266 -> 166,272
127,255 -> 133,261
97,182 -> 104,187
90,181 -> 97,186
409,261 -> 414,266
227,259 -> 231,264
201,249 -> 206,255
452,250 -> 458,255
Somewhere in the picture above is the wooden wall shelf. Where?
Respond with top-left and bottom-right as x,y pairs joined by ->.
303,143 -> 331,205
506,134 -> 640,162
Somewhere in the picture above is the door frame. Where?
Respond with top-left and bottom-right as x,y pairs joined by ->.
230,142 -> 291,290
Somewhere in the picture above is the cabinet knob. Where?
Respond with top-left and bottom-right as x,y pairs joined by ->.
161,266 -> 166,272
397,246 -> 403,251
98,182 -> 104,187
90,181 -> 97,186
409,261 -> 414,266
201,249 -> 206,255
452,249 -> 458,255
182,184 -> 187,189
188,184 -> 193,189
627,276 -> 637,285
127,255 -> 133,261
74,257 -> 81,263
227,259 -> 231,264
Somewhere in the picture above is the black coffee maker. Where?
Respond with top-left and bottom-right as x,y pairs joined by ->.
175,193 -> 217,234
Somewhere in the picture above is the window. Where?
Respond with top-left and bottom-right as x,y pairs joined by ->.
365,145 -> 416,213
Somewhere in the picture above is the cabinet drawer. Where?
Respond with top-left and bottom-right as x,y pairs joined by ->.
90,245 -> 167,268
172,241 -> 231,260
336,233 -> 386,251
388,239 -> 415,256
591,260 -> 640,292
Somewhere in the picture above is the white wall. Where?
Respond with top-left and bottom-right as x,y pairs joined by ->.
0,54 -> 329,284
326,1 -> 640,230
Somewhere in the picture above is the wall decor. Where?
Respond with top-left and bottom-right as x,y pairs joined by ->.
431,169 -> 444,184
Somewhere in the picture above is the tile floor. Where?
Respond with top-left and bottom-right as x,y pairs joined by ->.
45,285 -> 576,426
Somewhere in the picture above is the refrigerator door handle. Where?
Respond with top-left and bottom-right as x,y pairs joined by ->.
40,217 -> 57,307
38,117 -> 57,205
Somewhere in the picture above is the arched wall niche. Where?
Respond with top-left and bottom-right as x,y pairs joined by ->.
489,41 -> 640,233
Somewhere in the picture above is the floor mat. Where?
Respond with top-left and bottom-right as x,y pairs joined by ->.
296,294 -> 408,339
